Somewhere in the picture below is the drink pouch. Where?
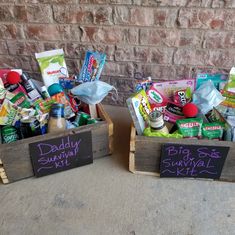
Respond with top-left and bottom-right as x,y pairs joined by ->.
176,118 -> 203,139
0,99 -> 18,125
153,79 -> 195,99
164,102 -> 185,123
51,92 -> 75,119
202,122 -> 224,140
77,51 -> 106,83
35,49 -> 69,87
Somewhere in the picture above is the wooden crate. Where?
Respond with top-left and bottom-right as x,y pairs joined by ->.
129,124 -> 235,182
0,104 -> 113,184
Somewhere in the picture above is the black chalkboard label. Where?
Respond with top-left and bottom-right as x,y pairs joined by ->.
29,131 -> 93,177
160,143 -> 229,179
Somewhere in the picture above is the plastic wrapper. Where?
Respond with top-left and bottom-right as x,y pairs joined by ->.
202,122 -> 224,140
193,80 -> 225,114
176,118 -> 203,139
0,99 -> 18,125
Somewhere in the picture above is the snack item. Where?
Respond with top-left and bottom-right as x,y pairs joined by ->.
202,122 -> 224,140
35,49 -> 68,87
173,88 -> 192,106
10,92 -> 31,108
176,118 -> 203,138
59,76 -> 75,90
146,85 -> 168,106
153,79 -> 195,99
164,102 -> 185,123
126,90 -> 152,135
135,77 -> 153,92
1,125 -> 20,143
77,51 -> 106,83
196,73 -> 227,90
41,86 -> 50,99
0,99 -> 18,125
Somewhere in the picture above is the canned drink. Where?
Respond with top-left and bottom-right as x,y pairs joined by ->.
73,112 -> 90,126
1,126 -> 20,143
87,118 -> 102,125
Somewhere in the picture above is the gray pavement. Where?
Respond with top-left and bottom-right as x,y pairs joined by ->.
0,105 -> 234,235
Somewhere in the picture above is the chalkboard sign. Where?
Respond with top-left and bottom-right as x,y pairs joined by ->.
29,131 -> 93,177
160,143 -> 229,179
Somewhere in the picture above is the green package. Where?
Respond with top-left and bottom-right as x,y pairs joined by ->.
202,122 -> 224,140
176,118 -> 203,138
10,92 -> 31,108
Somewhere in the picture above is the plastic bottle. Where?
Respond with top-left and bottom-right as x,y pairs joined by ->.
48,103 -> 66,133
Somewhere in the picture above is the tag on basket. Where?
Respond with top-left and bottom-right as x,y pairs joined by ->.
29,131 -> 93,177
160,143 -> 229,179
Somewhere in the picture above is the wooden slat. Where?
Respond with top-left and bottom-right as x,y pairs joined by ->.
97,104 -> 114,153
0,104 -> 112,184
130,125 -> 235,182
130,124 -> 136,152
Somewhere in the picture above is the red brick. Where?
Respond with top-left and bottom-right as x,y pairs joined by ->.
174,49 -> 209,66
80,26 -> 138,44
151,48 -> 174,64
154,8 -> 178,27
25,24 -> 70,41
53,5 -> 93,24
93,6 -> 113,25
80,0 -> 132,4
7,41 -> 44,56
0,55 -> 21,69
0,24 -> 24,39
204,31 -> 235,49
103,61 -> 134,77
178,8 -> 235,30
26,5 -> 53,23
0,5 -> 27,22
114,6 -> 154,26
0,41 -> 8,54
207,50 -> 235,68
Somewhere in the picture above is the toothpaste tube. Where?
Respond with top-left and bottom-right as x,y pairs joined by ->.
35,49 -> 68,87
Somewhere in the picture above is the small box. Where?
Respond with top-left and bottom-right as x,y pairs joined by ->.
0,104 -> 113,184
129,124 -> 235,182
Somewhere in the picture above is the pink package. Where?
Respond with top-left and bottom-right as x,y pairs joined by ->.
153,79 -> 196,99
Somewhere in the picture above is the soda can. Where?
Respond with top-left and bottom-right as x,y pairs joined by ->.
87,118 -> 102,125
1,126 -> 20,143
73,112 -> 90,126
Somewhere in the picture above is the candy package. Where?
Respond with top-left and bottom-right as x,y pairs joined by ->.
77,51 -> 106,83
224,67 -> 235,93
135,77 -> 153,92
153,79 -> 195,99
164,102 -> 185,123
126,90 -> 152,135
176,118 -> 203,139
173,88 -> 192,106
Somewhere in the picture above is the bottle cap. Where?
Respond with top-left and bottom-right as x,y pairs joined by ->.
48,83 -> 64,96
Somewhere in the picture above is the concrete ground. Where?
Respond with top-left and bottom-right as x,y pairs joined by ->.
0,105 -> 235,235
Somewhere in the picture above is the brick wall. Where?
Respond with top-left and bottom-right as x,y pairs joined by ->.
0,0 -> 235,105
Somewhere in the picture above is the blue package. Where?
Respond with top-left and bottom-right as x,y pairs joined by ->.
196,73 -> 227,90
78,51 -> 106,83
59,77 -> 75,90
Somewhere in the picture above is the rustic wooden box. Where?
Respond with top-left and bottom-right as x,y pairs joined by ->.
129,124 -> 235,182
0,104 -> 113,184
